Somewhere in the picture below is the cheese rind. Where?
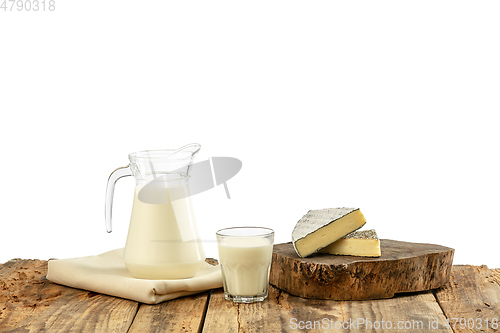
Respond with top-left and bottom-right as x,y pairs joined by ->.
292,208 -> 366,258
319,229 -> 381,257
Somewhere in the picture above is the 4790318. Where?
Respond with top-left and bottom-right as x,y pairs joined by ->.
1,0 -> 55,11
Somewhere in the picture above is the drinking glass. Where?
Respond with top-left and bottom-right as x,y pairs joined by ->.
216,227 -> 274,303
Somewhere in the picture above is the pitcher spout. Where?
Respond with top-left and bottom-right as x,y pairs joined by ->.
128,143 -> 201,181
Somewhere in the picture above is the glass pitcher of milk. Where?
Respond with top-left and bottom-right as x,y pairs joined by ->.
105,144 -> 205,279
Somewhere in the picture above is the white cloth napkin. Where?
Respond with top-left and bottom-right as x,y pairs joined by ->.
46,248 -> 222,304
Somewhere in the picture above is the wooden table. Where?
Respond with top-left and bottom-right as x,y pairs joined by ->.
1,259 -> 499,332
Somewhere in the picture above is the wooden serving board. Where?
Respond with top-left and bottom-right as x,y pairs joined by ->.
270,239 -> 454,300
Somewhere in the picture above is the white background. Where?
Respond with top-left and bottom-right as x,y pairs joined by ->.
1,1 -> 499,268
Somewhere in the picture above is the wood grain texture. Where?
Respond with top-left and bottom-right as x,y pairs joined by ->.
202,289 -> 239,333
434,265 -> 500,333
203,286 -> 453,332
0,259 -> 138,333
270,239 -> 454,300
202,286 -> 344,333
2,257 -> 498,333
128,292 -> 209,333
491,268 -> 500,287
339,291 -> 453,332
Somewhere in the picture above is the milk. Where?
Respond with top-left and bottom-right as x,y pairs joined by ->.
218,237 -> 273,296
123,182 -> 205,279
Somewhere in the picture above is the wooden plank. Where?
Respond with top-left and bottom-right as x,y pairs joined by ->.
0,259 -> 138,332
203,285 -> 453,332
341,291 -> 453,332
2,258 -> 498,333
271,240 -> 454,300
202,289 -> 239,332
128,291 -> 209,333
434,265 -> 500,333
236,285 -> 345,333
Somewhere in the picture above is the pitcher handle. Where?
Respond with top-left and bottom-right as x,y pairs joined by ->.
105,165 -> 132,233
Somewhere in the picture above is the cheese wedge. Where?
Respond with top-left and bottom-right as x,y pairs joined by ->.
319,229 -> 381,257
292,208 -> 366,258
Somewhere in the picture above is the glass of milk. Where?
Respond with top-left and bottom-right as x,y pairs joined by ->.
216,227 -> 274,303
